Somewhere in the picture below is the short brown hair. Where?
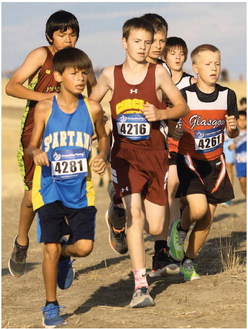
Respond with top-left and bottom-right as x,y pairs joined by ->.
163,37 -> 188,62
122,17 -> 154,40
191,44 -> 220,64
53,47 -> 92,74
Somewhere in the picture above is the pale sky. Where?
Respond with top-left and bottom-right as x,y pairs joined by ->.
2,1 -> 247,80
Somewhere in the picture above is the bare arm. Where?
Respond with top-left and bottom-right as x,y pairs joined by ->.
142,65 -> 189,121
88,99 -> 109,176
5,47 -> 57,102
26,98 -> 53,166
89,66 -> 114,102
86,62 -> 97,96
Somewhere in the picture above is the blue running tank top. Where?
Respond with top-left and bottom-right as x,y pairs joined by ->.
32,95 -> 95,210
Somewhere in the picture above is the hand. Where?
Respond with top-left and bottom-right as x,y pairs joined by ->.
91,155 -> 106,176
172,126 -> 185,141
141,104 -> 163,122
33,149 -> 49,167
225,115 -> 238,132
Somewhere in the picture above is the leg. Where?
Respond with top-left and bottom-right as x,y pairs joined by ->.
123,194 -> 155,308
167,164 -> 181,225
42,243 -> 66,327
62,239 -> 94,258
185,202 -> 217,259
8,190 -> 35,277
179,197 -> 216,281
43,243 -> 61,302
18,189 -> 35,246
124,193 -> 146,270
239,177 -> 246,197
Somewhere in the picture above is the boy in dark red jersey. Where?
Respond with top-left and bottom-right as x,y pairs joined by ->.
90,16 -> 189,308
6,10 -> 97,278
168,44 -> 239,281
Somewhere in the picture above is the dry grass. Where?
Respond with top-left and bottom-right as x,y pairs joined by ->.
218,234 -> 246,275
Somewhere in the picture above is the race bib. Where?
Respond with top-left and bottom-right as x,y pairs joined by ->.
116,113 -> 150,141
51,148 -> 88,180
194,127 -> 222,153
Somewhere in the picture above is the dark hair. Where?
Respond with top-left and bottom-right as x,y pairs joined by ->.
240,97 -> 247,105
122,17 -> 154,40
46,10 -> 79,45
53,47 -> 92,74
238,110 -> 247,117
163,36 -> 188,62
140,13 -> 168,33
191,44 -> 220,64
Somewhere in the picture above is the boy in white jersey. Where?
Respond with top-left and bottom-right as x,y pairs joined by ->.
27,48 -> 107,327
168,44 -> 239,281
90,17 -> 189,308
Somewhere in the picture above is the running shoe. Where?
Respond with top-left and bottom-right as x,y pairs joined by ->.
169,219 -> 186,261
149,248 -> 180,277
42,303 -> 66,328
130,287 -> 155,308
8,236 -> 29,277
180,258 -> 200,281
105,206 -> 128,254
57,237 -> 75,290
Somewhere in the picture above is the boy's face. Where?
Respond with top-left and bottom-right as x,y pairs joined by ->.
50,27 -> 77,51
193,50 -> 221,86
165,46 -> 185,72
122,28 -> 153,63
147,30 -> 167,63
54,67 -> 88,94
238,115 -> 246,130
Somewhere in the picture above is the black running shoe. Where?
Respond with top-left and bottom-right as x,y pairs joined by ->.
8,236 -> 29,277
149,248 -> 180,277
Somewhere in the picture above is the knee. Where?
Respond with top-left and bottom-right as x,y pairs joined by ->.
190,207 -> 208,222
23,192 -> 33,208
75,240 -> 94,257
44,244 -> 61,263
126,207 -> 144,227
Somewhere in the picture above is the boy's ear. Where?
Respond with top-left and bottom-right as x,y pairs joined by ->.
53,71 -> 62,83
192,63 -> 198,75
46,33 -> 53,44
121,37 -> 128,50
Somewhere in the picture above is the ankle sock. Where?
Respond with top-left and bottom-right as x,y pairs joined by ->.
45,300 -> 59,307
133,268 -> 148,291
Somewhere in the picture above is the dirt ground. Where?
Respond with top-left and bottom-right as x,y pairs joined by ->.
2,106 -> 246,329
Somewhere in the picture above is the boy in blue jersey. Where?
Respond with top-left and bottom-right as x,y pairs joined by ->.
27,47 -> 107,327
6,10 -> 97,278
229,110 -> 247,196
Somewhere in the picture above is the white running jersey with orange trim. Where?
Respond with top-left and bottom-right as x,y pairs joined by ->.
179,83 -> 238,161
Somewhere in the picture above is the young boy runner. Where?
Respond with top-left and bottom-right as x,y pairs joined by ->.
27,47 -> 107,327
103,13 -> 169,257
229,110 -> 247,197
150,37 -> 197,277
6,10 -> 97,277
90,17 -> 189,307
168,44 -> 239,281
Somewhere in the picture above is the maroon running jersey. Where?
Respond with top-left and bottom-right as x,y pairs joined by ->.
110,63 -> 166,150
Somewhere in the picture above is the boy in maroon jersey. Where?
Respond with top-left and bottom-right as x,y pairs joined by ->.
6,10 -> 97,278
168,44 -> 239,281
90,16 -> 189,308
